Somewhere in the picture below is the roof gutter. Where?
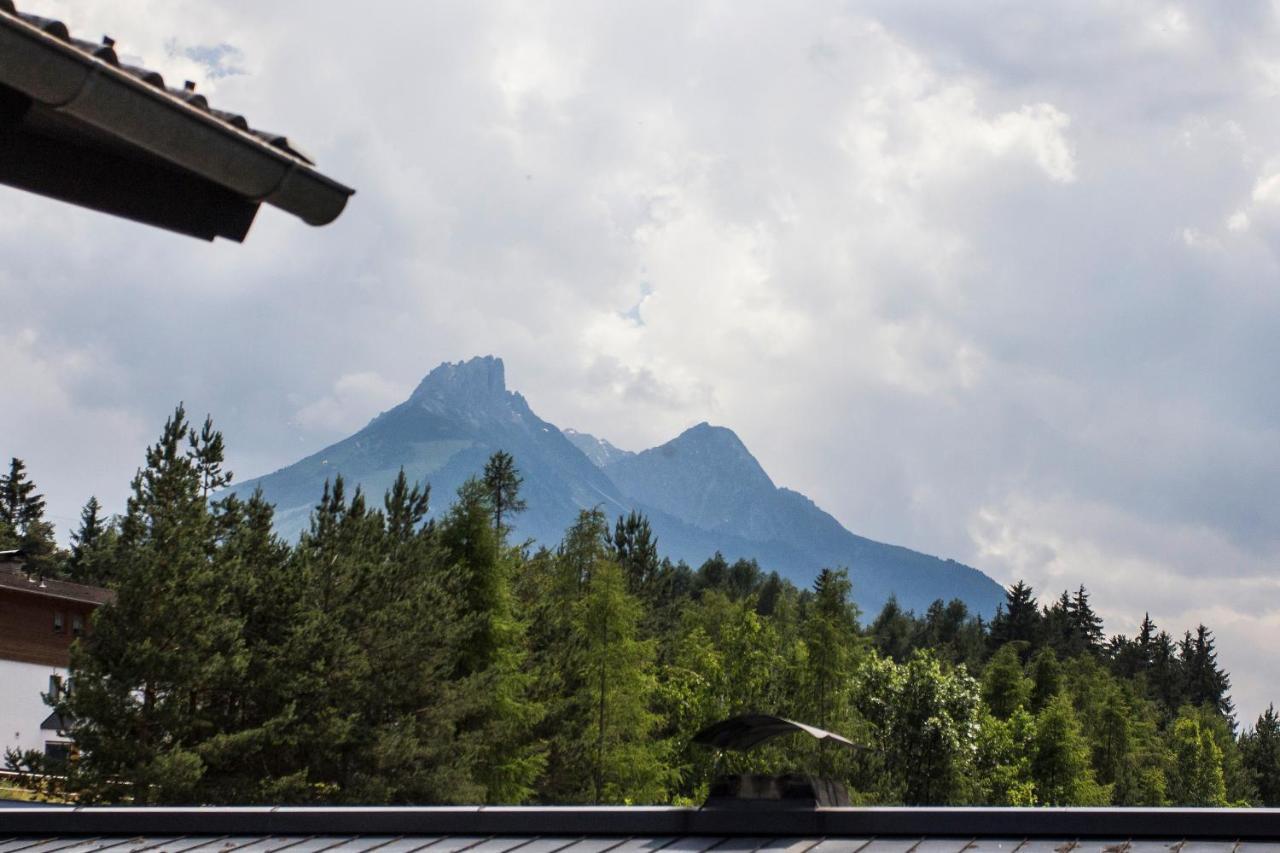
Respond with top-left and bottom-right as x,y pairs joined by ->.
0,6 -> 353,227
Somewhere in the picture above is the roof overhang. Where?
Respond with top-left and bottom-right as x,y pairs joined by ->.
0,806 -> 1278,842
0,3 -> 354,241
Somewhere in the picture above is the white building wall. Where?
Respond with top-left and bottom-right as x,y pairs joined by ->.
0,658 -> 66,756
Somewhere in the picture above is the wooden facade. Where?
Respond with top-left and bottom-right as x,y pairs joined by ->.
0,563 -> 111,668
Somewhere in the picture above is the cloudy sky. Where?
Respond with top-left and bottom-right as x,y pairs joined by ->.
3,0 -> 1280,720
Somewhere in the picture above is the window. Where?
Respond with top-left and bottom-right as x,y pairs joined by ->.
43,741 -> 71,769
52,610 -> 64,633
72,612 -> 84,637
48,674 -> 62,701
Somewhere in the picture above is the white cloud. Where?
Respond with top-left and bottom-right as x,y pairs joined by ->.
4,0 -> 1280,720
293,372 -> 405,434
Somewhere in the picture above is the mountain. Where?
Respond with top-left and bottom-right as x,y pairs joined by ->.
603,423 -> 1003,617
563,429 -> 634,467
231,356 -> 629,543
231,356 -> 1006,616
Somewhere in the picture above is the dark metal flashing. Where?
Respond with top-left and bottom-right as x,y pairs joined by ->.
0,807 -> 1277,841
0,2 -> 354,240
692,715 -> 858,752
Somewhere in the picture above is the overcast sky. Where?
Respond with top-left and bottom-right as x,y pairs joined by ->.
3,0 -> 1279,721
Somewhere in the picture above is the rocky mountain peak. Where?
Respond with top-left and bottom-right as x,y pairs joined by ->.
409,356 -> 520,419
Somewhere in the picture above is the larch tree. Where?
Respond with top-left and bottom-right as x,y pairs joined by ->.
482,450 -> 526,537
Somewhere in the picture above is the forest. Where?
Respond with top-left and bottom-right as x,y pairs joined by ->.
3,405 -> 1280,807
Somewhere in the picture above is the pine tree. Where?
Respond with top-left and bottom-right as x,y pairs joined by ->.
60,406 -> 246,802
482,450 -> 526,537
611,511 -> 659,598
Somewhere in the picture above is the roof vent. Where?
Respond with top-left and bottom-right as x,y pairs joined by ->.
692,713 -> 860,810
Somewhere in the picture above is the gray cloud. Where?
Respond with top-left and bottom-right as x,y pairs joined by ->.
2,0 -> 1279,720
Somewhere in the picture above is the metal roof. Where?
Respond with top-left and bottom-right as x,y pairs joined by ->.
0,2 -> 354,241
691,715 -> 858,752
0,807 -> 1278,847
0,563 -> 114,606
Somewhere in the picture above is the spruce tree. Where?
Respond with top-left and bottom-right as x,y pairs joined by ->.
1068,585 -> 1105,654
1242,705 -> 1280,806
802,568 -> 861,741
0,457 -> 57,574
989,581 -> 1040,651
66,496 -> 113,585
1180,626 -> 1234,721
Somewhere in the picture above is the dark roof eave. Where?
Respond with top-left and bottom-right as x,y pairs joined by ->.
1,806 -> 1279,841
0,10 -> 354,227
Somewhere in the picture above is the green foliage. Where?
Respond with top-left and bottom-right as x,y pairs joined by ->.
1031,693 -> 1110,805
482,450 -> 527,536
14,411 -> 1275,808
0,457 -> 58,573
1242,705 -> 1280,806
1167,710 -> 1228,806
857,650 -> 981,804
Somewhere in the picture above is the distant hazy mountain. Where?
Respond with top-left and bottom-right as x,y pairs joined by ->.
563,429 -> 634,468
231,356 -> 1006,616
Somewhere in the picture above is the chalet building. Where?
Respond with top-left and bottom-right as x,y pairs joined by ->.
0,550 -> 112,762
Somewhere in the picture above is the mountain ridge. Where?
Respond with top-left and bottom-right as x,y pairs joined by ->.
230,356 -> 1006,616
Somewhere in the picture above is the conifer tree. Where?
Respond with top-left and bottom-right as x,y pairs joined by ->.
482,450 -> 526,536
572,538 -> 665,802
869,596 -> 914,662
1242,705 -> 1280,806
66,496 -> 113,585
1069,585 -> 1105,654
803,568 -> 861,740
982,643 -> 1031,719
0,457 -> 57,573
611,511 -> 659,598
439,476 -> 544,802
60,406 -> 246,802
989,581 -> 1040,651
1180,626 -> 1234,721
1029,648 -> 1062,713
1031,693 -> 1109,805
